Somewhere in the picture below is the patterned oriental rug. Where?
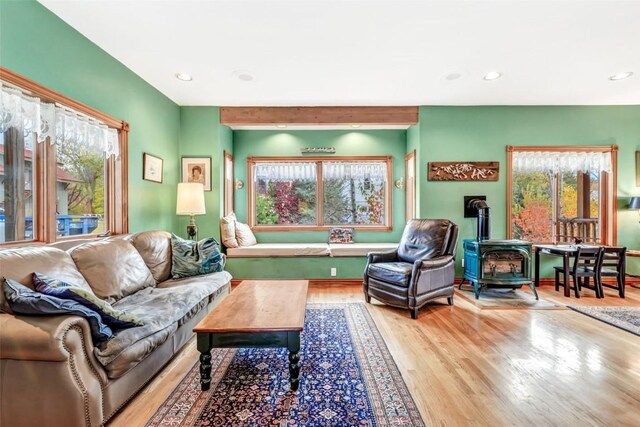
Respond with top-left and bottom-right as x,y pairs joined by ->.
147,303 -> 425,427
569,306 -> 640,336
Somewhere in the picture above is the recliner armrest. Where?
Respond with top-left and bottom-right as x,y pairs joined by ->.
367,250 -> 399,264
415,255 -> 455,270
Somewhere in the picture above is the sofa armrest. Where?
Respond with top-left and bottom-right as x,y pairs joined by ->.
1,313 -> 107,427
367,250 -> 399,264
1,313 -> 101,365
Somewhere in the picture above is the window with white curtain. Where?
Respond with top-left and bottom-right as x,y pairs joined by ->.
249,156 -> 392,230
508,146 -> 617,244
0,73 -> 127,245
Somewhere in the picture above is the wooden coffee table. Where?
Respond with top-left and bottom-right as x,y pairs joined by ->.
193,280 -> 309,391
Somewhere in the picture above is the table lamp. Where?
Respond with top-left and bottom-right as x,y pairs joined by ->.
630,197 -> 640,223
176,183 -> 206,239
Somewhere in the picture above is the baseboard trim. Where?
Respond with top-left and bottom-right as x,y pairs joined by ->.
230,278 -> 362,287
231,277 -> 638,287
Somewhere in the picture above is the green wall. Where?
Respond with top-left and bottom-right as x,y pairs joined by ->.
233,129 -> 407,243
0,0 -> 181,233
418,106 -> 640,276
227,129 -> 407,279
177,107 -> 232,241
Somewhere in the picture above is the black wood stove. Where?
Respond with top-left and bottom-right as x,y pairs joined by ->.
461,199 -> 537,300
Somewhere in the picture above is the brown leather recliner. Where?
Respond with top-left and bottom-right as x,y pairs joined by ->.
363,219 -> 459,319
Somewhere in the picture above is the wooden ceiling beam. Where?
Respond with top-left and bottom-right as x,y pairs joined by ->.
220,106 -> 418,126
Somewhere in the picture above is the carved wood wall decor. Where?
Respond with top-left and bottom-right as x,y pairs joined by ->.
428,162 -> 499,181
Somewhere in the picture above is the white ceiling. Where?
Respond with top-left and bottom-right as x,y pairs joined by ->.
39,0 -> 640,106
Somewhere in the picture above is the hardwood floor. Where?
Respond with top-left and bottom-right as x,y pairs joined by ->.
109,284 -> 640,427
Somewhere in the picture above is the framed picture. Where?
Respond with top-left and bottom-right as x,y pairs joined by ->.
143,153 -> 163,183
182,156 -> 212,191
328,227 -> 354,243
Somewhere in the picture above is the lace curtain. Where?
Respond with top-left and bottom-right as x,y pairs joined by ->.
0,81 -> 119,157
254,161 -> 388,182
254,162 -> 317,181
323,161 -> 387,181
512,151 -> 611,173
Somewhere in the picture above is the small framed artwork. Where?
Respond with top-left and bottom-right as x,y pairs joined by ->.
143,153 -> 163,183
182,156 -> 212,191
329,227 -> 354,244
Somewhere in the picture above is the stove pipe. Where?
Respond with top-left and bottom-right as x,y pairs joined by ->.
469,198 -> 490,241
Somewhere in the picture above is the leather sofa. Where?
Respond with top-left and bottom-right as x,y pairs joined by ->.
363,219 -> 459,319
0,230 -> 231,427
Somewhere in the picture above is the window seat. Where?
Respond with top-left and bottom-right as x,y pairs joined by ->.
226,243 -> 398,258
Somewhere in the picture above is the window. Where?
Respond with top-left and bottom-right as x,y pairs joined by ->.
248,156 -> 392,230
0,68 -> 128,245
507,146 -> 617,245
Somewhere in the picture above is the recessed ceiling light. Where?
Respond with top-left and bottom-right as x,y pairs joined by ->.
483,71 -> 502,81
445,72 -> 462,81
276,124 -> 287,128
175,73 -> 192,81
351,124 -> 361,128
233,70 -> 254,82
609,72 -> 633,81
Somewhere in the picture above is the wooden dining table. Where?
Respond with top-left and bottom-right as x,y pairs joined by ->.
533,244 -> 602,297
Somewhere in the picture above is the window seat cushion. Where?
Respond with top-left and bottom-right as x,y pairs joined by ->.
329,243 -> 398,257
226,243 -> 331,258
225,242 -> 398,258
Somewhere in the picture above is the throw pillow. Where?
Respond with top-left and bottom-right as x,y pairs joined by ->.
171,234 -> 225,279
235,221 -> 257,247
220,212 -> 239,248
33,273 -> 144,329
70,239 -> 156,304
3,277 -> 113,343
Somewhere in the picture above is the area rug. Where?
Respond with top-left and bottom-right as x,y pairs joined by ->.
568,306 -> 640,336
456,286 -> 564,310
147,303 -> 425,427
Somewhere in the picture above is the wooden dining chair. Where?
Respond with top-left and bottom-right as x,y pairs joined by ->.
597,246 -> 627,298
554,246 -> 605,298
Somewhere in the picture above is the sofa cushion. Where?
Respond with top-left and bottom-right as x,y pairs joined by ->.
70,240 -> 156,304
0,246 -> 93,313
3,277 -> 113,343
220,212 -> 239,248
226,243 -> 331,257
235,221 -> 257,247
130,230 -> 172,283
171,235 -> 225,279
95,271 -> 231,378
33,273 -> 144,329
367,262 -> 413,287
329,243 -> 398,257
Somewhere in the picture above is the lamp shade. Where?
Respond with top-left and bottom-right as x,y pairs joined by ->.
630,197 -> 640,210
176,183 -> 206,215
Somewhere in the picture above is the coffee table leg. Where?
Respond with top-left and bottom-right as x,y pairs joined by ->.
197,334 -> 212,391
288,332 -> 301,391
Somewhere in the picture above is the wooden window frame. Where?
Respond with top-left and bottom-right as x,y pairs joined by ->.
223,151 -> 234,216
405,150 -> 416,221
0,67 -> 129,247
247,155 -> 393,232
506,145 -> 618,245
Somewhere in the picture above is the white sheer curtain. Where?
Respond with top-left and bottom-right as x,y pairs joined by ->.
0,81 -> 119,157
323,161 -> 387,181
254,162 -> 316,181
512,151 -> 611,173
